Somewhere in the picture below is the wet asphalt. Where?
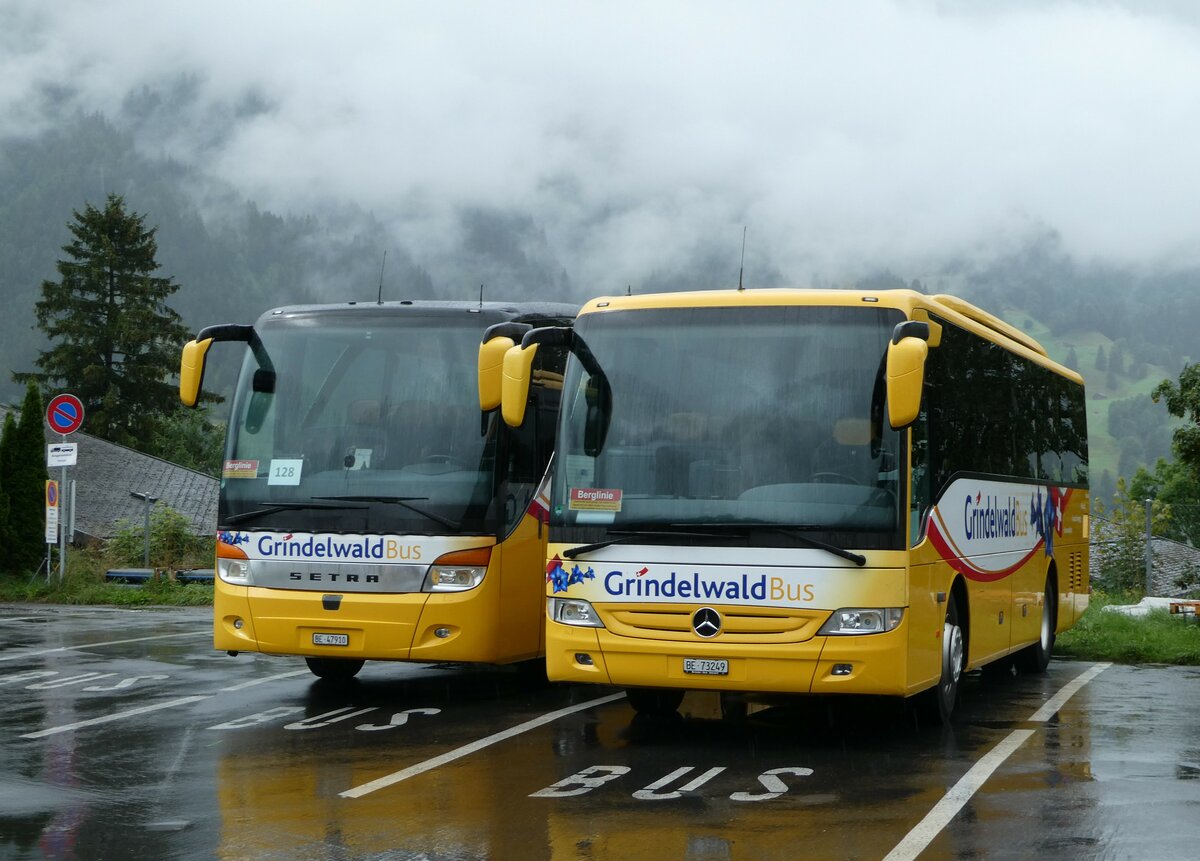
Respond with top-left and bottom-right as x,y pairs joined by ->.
0,604 -> 1197,861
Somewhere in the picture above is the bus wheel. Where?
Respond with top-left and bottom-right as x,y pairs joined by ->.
305,657 -> 365,681
922,600 -> 964,725
626,688 -> 684,717
720,693 -> 749,722
1016,577 -> 1056,674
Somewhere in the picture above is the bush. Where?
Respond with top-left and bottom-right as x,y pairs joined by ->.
107,503 -> 213,571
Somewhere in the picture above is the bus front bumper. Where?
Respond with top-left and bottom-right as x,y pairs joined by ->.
213,581 -> 511,663
546,622 -> 912,697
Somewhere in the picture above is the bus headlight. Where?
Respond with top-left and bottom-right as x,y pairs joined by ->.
818,608 -> 904,635
548,597 -> 605,628
427,565 -> 486,592
217,557 -> 252,585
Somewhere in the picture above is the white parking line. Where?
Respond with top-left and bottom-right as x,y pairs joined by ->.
1029,662 -> 1110,722
220,669 -> 311,691
20,695 -> 212,739
0,630 -> 210,662
882,662 -> 1111,861
341,692 -> 627,798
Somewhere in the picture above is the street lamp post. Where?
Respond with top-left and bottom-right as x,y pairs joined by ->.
129,491 -> 159,569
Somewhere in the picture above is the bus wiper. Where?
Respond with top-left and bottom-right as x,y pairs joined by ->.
562,528 -> 732,559
313,495 -> 461,531
225,500 -> 367,525
672,522 -> 867,567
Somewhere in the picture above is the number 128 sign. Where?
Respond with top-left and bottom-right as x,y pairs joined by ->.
46,394 -> 85,435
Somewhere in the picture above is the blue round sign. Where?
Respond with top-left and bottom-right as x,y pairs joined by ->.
46,394 -> 84,435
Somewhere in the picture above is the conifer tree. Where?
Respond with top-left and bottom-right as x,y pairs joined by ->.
15,194 -> 190,450
3,383 -> 48,575
0,412 -> 14,562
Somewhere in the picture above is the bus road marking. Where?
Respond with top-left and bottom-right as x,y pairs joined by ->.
882,662 -> 1111,861
340,692 -> 627,798
0,630 -> 210,663
20,696 -> 212,739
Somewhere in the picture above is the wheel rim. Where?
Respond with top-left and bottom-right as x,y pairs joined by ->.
1040,598 -> 1053,651
943,620 -> 964,693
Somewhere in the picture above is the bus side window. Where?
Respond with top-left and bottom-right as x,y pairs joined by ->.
910,409 -> 931,547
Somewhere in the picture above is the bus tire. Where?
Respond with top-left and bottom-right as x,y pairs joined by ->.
1016,575 -> 1056,674
921,599 -> 964,725
305,657 -> 365,681
626,688 -> 684,717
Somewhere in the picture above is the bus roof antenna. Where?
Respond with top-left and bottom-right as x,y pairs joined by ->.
479,284 -> 484,310
737,226 -> 747,292
377,251 -> 387,305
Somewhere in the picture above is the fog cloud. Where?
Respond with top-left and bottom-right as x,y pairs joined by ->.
3,0 -> 1200,290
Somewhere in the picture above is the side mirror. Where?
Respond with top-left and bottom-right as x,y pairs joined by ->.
179,338 -> 213,408
180,322 -> 257,408
886,322 -> 930,429
501,343 -> 539,428
478,336 -> 516,411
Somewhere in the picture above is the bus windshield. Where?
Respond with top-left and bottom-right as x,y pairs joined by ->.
221,314 -> 501,535
552,304 -> 905,537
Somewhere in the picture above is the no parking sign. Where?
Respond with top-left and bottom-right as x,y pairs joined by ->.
46,393 -> 84,435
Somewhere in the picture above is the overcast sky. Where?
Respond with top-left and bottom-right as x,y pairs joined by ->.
3,0 -> 1200,288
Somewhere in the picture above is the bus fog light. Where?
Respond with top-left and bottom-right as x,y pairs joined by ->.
549,598 -> 605,628
427,565 -> 486,592
831,663 -> 852,676
233,617 -> 244,630
435,627 -> 452,639
217,558 -> 251,585
575,653 -> 595,665
819,608 -> 904,635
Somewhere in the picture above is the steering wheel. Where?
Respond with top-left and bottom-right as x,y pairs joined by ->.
809,471 -> 862,485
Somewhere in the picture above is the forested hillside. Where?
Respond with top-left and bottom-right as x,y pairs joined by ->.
0,113 -> 1192,495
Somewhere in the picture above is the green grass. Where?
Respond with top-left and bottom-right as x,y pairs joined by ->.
1056,592 -> 1200,665
0,549 -> 213,607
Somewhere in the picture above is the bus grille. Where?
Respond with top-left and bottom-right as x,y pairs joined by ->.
1068,551 -> 1086,594
603,606 -> 827,644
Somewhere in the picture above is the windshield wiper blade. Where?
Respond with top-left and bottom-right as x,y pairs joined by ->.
561,528 -> 732,559
313,495 -> 461,531
225,500 -> 367,526
668,522 -> 868,567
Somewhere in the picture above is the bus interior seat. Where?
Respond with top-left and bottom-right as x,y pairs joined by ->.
811,417 -> 877,484
387,400 -> 468,468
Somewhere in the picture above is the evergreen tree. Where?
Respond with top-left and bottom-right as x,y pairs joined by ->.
4,383 -> 48,575
0,412 -> 14,559
1109,344 -> 1125,377
1095,345 -> 1107,372
1065,346 -> 1079,369
15,194 -> 190,450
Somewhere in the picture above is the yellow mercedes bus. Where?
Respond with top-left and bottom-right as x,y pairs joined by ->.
495,289 -> 1088,721
180,300 -> 574,679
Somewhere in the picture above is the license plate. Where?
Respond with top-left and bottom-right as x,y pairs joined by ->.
312,633 -> 349,646
683,658 -> 728,676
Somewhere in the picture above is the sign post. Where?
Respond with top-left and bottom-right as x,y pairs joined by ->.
45,394 -> 84,583
44,480 -> 59,580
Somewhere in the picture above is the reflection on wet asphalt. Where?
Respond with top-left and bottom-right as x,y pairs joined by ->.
1,606 -> 1198,860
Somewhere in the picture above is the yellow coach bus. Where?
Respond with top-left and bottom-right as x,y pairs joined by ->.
180,300 -> 574,679
493,289 -> 1088,721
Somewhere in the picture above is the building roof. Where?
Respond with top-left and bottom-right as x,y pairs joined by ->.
0,405 -> 218,541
